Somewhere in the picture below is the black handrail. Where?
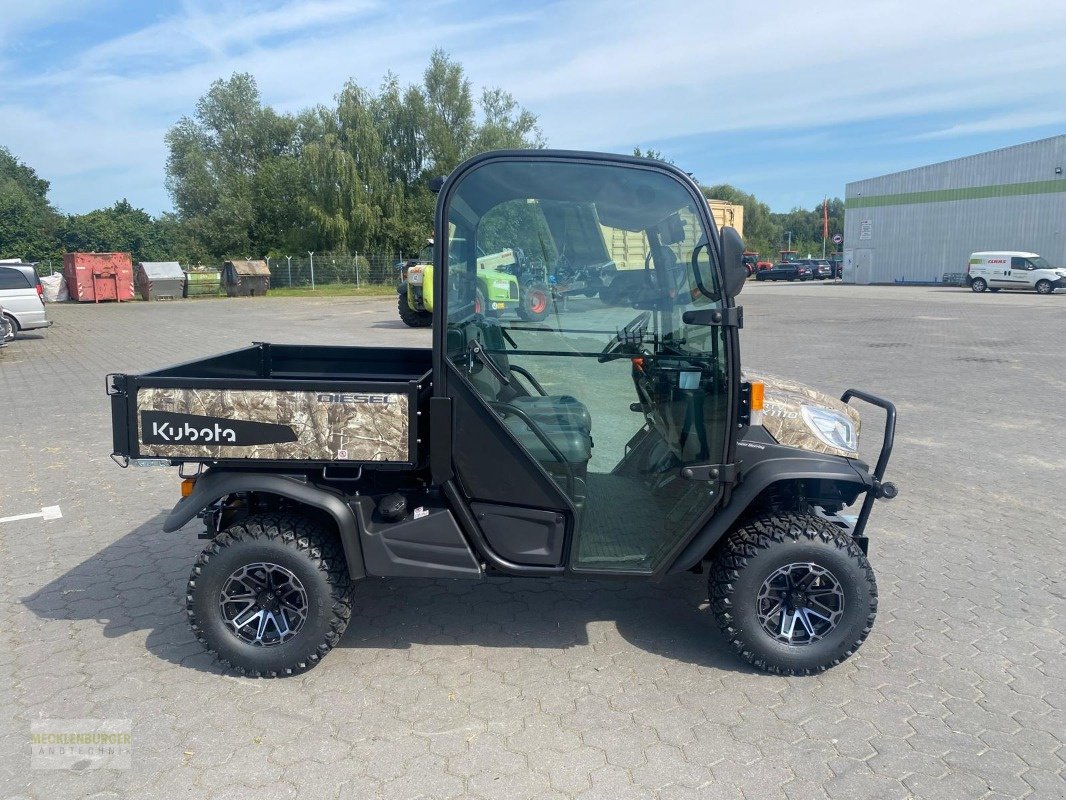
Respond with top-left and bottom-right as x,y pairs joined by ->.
507,365 -> 548,396
841,389 -> 897,539
840,389 -> 896,482
486,400 -> 576,496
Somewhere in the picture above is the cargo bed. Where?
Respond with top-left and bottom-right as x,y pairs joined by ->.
108,343 -> 431,468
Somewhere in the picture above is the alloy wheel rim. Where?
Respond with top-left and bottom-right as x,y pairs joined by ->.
219,562 -> 308,647
756,562 -> 844,646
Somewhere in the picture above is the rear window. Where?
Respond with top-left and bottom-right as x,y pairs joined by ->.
0,268 -> 32,290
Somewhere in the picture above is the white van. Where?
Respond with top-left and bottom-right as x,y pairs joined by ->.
0,262 -> 52,335
966,251 -> 1066,295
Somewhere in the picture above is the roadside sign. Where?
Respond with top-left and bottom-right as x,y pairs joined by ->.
832,234 -> 843,245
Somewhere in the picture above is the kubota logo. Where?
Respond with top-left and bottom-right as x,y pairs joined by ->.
151,420 -> 237,443
140,411 -> 298,447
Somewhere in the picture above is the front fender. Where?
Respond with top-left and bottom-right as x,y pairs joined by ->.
667,449 -> 871,575
163,469 -> 365,580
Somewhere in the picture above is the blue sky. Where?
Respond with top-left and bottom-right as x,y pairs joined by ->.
2,0 -> 1065,215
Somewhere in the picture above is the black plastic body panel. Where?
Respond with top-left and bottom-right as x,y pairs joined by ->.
445,361 -> 572,513
352,497 -> 481,578
429,397 -> 454,484
470,502 -> 566,566
163,469 -> 366,580
667,441 -> 872,575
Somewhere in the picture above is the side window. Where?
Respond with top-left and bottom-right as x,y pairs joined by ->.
1010,257 -> 1027,270
1024,260 -> 1039,271
0,268 -> 31,290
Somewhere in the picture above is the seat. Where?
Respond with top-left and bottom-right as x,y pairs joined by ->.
466,320 -> 593,436
511,394 -> 592,431
502,416 -> 592,465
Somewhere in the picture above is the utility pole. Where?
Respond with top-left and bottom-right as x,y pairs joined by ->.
286,255 -> 292,287
786,231 -> 792,251
308,251 -> 315,291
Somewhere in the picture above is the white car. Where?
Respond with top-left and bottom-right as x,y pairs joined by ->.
0,307 -> 13,344
0,262 -> 52,335
966,251 -> 1066,295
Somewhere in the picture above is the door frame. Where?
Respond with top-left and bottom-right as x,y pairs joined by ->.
430,150 -> 742,579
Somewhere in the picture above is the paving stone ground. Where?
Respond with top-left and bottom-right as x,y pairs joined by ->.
0,283 -> 1063,799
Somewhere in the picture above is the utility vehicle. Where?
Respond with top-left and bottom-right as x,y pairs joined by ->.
398,241 -> 550,327
108,150 -> 897,677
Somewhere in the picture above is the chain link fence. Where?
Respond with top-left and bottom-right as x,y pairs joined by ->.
22,253 -> 409,289
264,253 -> 403,289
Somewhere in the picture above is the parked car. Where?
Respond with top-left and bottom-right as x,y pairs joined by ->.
0,307 -> 12,345
0,263 -> 51,336
795,259 -> 833,280
966,251 -> 1066,295
828,256 -> 843,278
755,262 -> 813,282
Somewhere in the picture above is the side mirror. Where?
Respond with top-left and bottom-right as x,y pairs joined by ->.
721,226 -> 746,298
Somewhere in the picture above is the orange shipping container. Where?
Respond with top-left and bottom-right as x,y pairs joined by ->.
63,252 -> 135,302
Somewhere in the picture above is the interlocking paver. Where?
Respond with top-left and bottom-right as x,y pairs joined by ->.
1,286 -> 1064,799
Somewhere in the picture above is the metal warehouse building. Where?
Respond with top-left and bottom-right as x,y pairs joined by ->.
843,135 -> 1066,284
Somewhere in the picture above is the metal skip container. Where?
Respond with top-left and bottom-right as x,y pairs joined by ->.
136,261 -> 186,301
63,252 -> 135,302
183,266 -> 222,297
223,260 -> 271,297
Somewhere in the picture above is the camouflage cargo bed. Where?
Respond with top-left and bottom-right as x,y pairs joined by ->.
108,343 -> 431,467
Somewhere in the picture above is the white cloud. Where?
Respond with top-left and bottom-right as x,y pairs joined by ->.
2,0 -> 1065,213
0,0 -> 94,45
911,111 -> 1066,140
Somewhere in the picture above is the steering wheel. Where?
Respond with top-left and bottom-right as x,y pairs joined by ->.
598,311 -> 651,362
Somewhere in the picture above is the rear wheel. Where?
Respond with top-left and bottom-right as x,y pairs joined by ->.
3,314 -> 18,339
187,514 -> 353,677
397,292 -> 432,327
517,283 -> 551,321
709,513 -> 877,675
1036,279 -> 1054,295
970,277 -> 987,293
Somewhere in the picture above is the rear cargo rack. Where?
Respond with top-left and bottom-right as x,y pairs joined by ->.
109,343 -> 432,471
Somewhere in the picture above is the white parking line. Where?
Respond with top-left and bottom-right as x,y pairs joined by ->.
0,505 -> 63,524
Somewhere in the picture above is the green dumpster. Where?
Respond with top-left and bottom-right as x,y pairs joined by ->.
183,267 -> 221,297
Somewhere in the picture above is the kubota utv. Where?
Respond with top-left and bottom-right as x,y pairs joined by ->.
108,150 -> 898,676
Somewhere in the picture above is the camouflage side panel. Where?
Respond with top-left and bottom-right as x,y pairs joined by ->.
744,372 -> 861,458
136,388 -> 409,462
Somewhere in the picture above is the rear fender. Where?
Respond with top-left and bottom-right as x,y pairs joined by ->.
163,469 -> 365,580
667,450 -> 871,575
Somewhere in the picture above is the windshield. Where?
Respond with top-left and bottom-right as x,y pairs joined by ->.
1029,256 -> 1051,269
445,159 -> 724,358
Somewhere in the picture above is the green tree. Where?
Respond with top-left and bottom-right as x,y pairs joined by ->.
57,199 -> 173,262
701,183 -> 782,258
0,146 -> 60,262
632,147 -> 673,163
165,54 -> 545,261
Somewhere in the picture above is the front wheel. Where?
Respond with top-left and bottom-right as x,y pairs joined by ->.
1036,279 -> 1054,295
187,514 -> 353,677
397,292 -> 432,327
970,277 -> 987,293
709,513 -> 877,675
517,283 -> 551,321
